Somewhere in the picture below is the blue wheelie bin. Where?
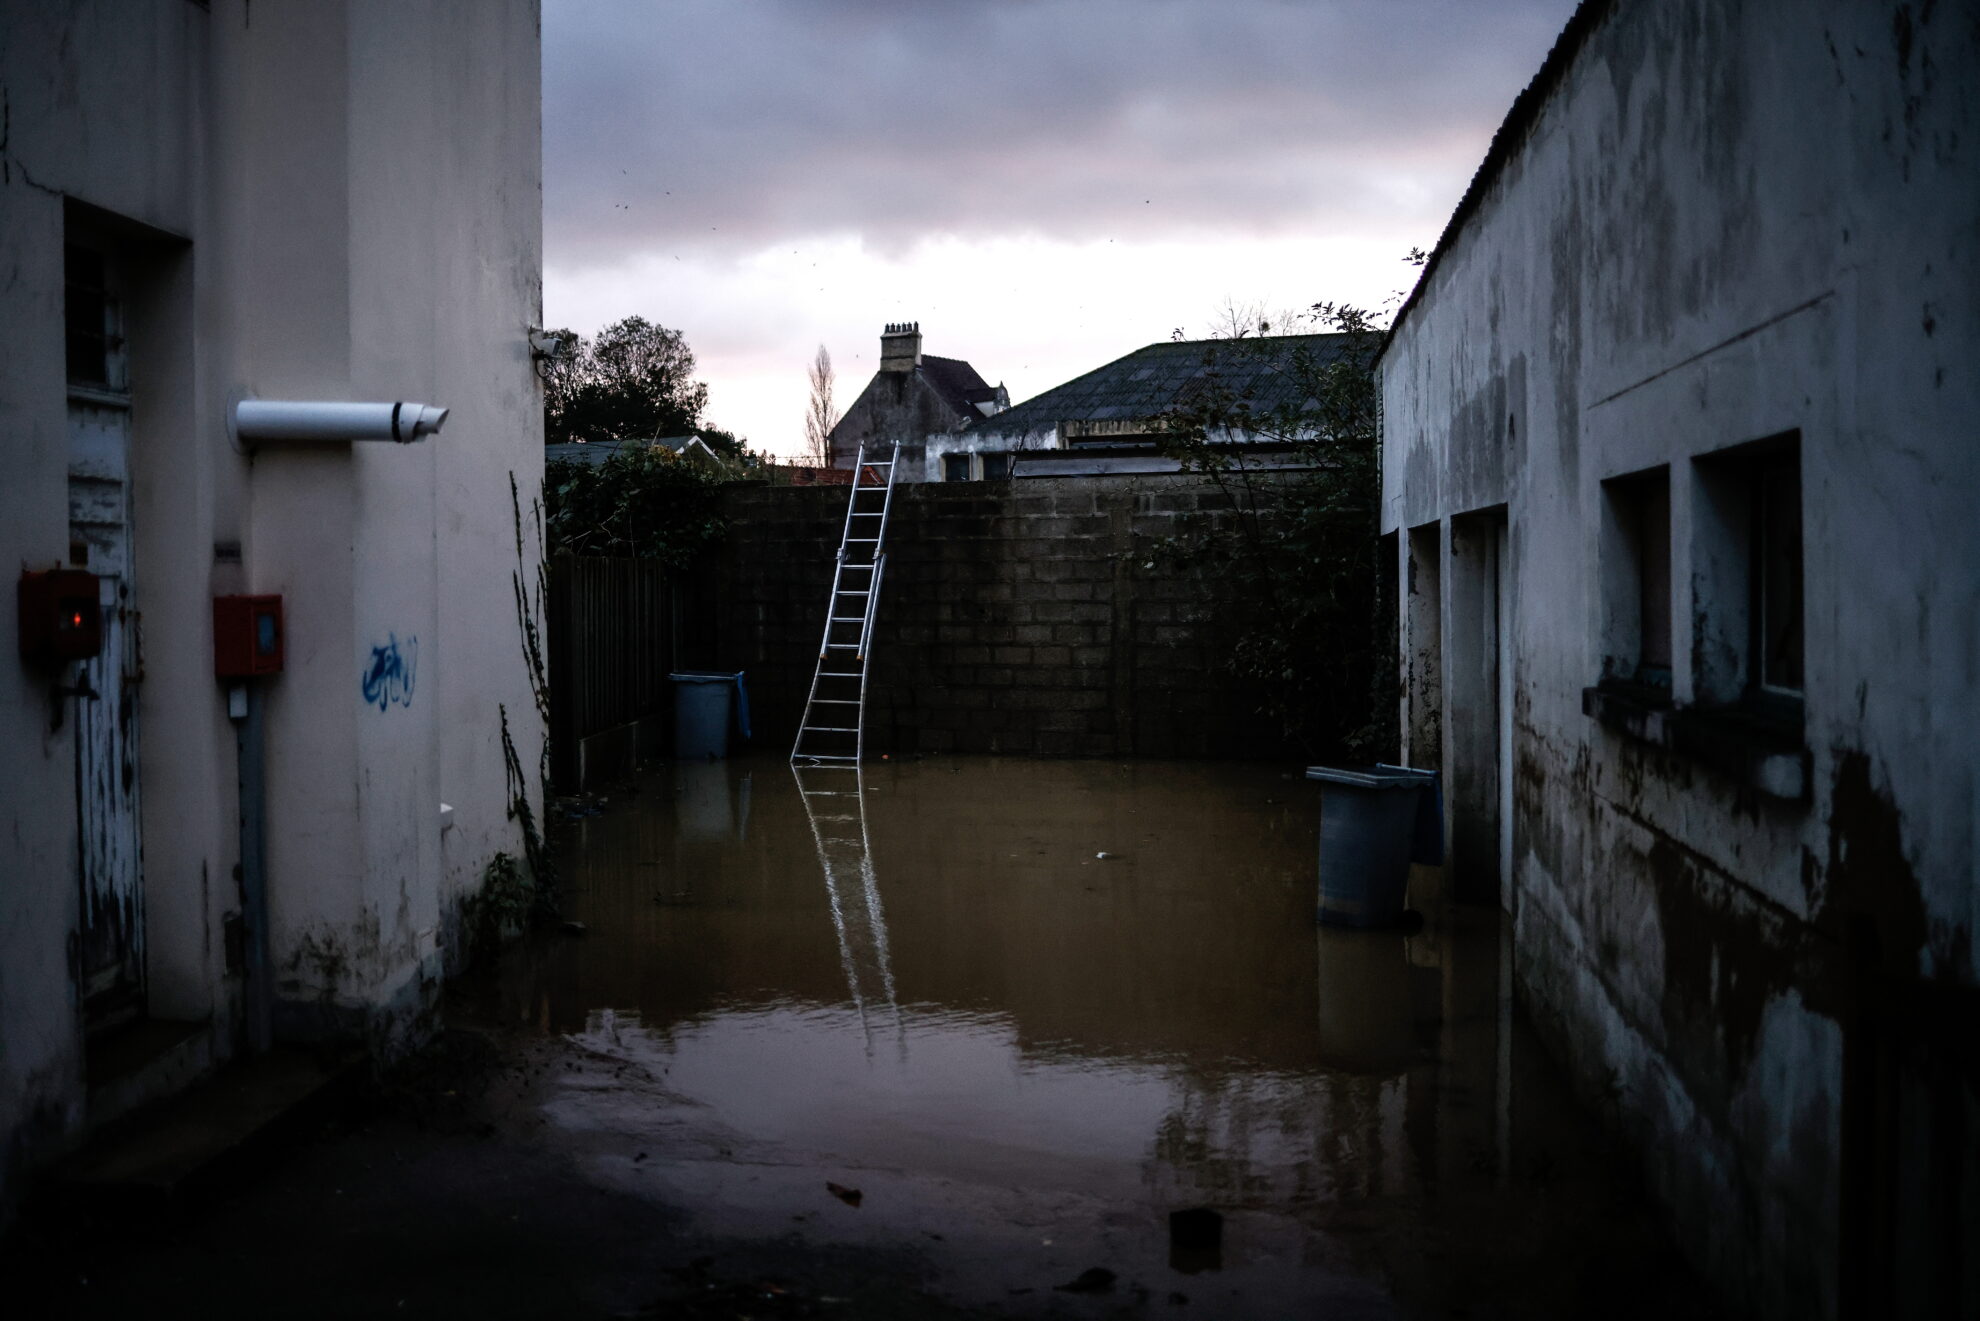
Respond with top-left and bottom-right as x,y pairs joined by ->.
1305,764 -> 1442,928
671,671 -> 751,760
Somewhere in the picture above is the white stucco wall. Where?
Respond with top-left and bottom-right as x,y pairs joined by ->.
918,428 -> 1053,482
0,0 -> 543,1211
1379,3 -> 1977,1317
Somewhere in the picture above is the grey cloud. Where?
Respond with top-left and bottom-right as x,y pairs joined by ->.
545,0 -> 1579,267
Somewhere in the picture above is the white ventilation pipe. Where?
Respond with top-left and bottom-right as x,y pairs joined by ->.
234,399 -> 450,444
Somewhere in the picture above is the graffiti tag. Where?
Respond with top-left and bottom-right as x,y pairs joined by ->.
361,633 -> 417,711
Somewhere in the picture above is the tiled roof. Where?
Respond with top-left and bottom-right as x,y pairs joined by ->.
919,354 -> 997,417
544,435 -> 725,468
974,334 -> 1354,434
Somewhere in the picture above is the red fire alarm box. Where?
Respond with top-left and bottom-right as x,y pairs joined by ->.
213,595 -> 285,677
18,569 -> 103,669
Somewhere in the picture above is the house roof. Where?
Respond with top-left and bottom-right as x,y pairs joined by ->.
544,434 -> 733,470
974,333 -> 1355,435
1378,0 -> 1613,362
919,354 -> 1000,417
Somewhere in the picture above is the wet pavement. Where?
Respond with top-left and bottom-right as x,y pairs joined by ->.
11,755 -> 1721,1319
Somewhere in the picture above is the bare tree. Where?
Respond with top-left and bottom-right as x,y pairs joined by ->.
1203,295 -> 1311,341
804,344 -> 840,466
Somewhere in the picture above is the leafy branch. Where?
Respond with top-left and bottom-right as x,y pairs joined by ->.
543,444 -> 729,567
1150,302 -> 1393,759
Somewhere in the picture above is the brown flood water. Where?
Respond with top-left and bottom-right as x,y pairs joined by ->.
480,755 -> 1713,1318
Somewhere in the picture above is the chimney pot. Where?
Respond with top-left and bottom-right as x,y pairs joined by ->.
880,321 -> 923,373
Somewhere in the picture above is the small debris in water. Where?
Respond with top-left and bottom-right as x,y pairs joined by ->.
1055,1267 -> 1117,1294
1169,1206 -> 1224,1273
560,920 -> 588,936
825,1181 -> 862,1207
1169,1207 -> 1222,1249
1095,851 -> 1119,860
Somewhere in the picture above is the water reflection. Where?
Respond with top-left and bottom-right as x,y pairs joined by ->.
487,756 -> 1692,1314
792,761 -> 901,1049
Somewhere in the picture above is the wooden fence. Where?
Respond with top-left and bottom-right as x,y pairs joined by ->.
547,555 -> 676,789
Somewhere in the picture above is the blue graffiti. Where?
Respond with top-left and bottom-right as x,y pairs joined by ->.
361,633 -> 417,711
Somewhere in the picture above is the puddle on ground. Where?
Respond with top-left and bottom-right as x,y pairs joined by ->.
480,755 -> 1709,1318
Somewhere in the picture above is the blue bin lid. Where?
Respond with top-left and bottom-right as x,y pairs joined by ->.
670,671 -> 743,683
1305,764 -> 1436,789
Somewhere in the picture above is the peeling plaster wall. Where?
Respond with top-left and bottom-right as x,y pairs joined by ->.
1379,2 -> 1979,1317
0,0 -> 542,1214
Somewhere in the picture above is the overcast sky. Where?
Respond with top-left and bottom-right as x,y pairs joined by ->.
543,0 -> 1580,458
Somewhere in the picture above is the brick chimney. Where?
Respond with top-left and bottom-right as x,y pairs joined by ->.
879,321 -> 922,373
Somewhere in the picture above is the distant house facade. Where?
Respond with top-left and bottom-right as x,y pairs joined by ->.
975,334 -> 1351,479
0,1 -> 544,1218
1378,3 -> 1977,1319
828,323 -> 1007,476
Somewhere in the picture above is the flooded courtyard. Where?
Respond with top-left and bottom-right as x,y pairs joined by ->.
472,755 -> 1713,1317
13,755 -> 1718,1319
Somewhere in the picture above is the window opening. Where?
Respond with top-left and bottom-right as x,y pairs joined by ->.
65,245 -> 117,387
1637,477 -> 1672,684
1599,466 -> 1671,689
942,452 -> 972,482
1755,454 -> 1803,694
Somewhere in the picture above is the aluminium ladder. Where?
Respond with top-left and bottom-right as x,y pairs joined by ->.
790,440 -> 899,766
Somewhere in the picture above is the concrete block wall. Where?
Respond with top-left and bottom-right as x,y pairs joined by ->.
708,476 -> 1299,761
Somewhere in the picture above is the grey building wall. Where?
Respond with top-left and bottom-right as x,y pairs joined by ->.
1378,3 -> 1978,1318
0,0 -> 543,1214
830,369 -> 970,475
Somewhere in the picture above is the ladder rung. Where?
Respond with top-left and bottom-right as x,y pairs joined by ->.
847,538 -> 880,543
830,616 -> 865,622
810,698 -> 859,704
825,643 -> 860,650
804,726 -> 860,733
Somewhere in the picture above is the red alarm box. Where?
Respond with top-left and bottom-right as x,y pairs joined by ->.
18,569 -> 103,669
213,595 -> 284,677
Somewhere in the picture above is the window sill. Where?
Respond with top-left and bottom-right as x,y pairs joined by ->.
1582,683 -> 1809,803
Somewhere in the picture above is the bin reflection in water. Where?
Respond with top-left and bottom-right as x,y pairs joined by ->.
672,760 -> 750,842
1315,924 -> 1416,1075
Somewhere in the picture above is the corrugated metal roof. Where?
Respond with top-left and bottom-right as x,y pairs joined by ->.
975,334 -> 1354,435
1009,443 -> 1324,479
